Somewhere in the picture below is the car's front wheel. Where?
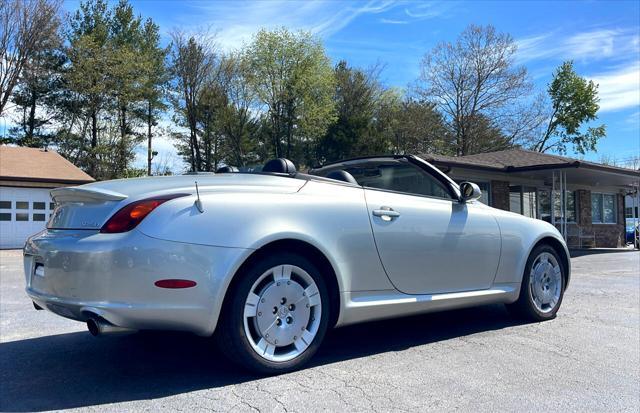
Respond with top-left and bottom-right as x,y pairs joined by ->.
507,244 -> 565,321
217,252 -> 330,374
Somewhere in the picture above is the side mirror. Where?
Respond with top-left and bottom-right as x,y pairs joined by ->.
460,182 -> 482,203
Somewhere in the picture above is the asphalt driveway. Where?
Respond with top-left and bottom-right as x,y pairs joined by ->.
1,249 -> 638,412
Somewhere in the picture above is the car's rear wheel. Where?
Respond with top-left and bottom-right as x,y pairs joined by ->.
217,252 -> 330,374
507,244 -> 565,321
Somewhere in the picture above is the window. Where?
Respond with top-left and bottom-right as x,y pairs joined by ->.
33,213 -> 46,221
16,201 -> 29,209
16,213 -> 29,221
538,190 -> 552,223
49,202 -> 55,210
553,190 -> 576,222
0,213 -> 10,221
345,161 -> 453,199
509,186 -> 522,214
592,193 -> 617,223
0,201 -> 10,209
523,187 -> 537,219
33,202 -> 46,210
476,182 -> 490,205
509,186 -> 538,218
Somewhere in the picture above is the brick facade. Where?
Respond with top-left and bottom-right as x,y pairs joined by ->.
490,180 -> 510,211
490,184 -> 626,248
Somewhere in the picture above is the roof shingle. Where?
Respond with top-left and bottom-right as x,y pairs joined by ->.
421,148 -> 638,176
0,146 -> 94,183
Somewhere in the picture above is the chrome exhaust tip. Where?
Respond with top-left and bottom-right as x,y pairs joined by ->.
87,317 -> 135,336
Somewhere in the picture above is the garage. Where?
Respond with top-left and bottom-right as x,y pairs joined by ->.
0,146 -> 93,249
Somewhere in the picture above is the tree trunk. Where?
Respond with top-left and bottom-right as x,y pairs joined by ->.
147,101 -> 152,176
89,110 -> 98,176
26,91 -> 37,143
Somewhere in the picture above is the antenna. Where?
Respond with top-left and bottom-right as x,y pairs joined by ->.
194,181 -> 204,213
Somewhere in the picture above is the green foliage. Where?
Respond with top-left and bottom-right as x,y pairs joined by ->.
6,5 -> 607,180
533,61 -> 606,154
318,61 -> 388,163
57,0 -> 166,179
4,47 -> 66,148
246,28 -> 336,166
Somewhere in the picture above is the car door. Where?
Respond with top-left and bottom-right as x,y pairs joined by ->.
345,159 -> 501,295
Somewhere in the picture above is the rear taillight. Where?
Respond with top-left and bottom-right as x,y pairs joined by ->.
100,193 -> 189,233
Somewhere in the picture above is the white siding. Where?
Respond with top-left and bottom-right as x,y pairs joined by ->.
0,187 -> 54,249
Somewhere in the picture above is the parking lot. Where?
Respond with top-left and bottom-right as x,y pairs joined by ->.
0,249 -> 638,412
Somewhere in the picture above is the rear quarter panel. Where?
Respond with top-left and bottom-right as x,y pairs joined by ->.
491,208 -> 570,287
137,180 -> 393,293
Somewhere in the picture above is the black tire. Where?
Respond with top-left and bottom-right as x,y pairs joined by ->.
506,244 -> 565,321
216,252 -> 330,374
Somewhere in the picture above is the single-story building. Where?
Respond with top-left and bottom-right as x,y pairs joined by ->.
422,149 -> 640,248
0,146 -> 94,249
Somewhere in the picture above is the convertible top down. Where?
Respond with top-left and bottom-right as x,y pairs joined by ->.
24,154 -> 569,373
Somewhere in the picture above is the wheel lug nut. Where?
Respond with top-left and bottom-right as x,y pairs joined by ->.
286,316 -> 292,324
306,303 -> 309,308
261,298 -> 265,303
281,297 -> 286,304
258,312 -> 262,316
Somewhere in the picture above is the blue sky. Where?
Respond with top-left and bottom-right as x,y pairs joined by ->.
65,0 -> 640,168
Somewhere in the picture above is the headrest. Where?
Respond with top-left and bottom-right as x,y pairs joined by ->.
216,166 -> 239,173
326,170 -> 358,185
262,158 -> 297,174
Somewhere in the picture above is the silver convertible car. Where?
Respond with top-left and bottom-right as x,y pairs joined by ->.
24,154 -> 570,373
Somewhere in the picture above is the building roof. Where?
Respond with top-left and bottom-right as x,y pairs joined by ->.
421,148 -> 640,177
0,146 -> 94,184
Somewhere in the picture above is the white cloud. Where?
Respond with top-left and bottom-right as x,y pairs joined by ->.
516,28 -> 640,64
380,18 -> 408,24
588,64 -> 640,112
177,0 -> 398,51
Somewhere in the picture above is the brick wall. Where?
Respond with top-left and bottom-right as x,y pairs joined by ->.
490,180 -> 510,211
567,189 -> 625,248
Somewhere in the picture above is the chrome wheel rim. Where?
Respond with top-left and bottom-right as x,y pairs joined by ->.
243,264 -> 322,362
529,252 -> 562,314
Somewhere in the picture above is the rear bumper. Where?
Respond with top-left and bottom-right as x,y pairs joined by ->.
24,229 -> 249,335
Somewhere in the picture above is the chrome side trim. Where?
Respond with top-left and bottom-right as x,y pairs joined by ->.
336,284 -> 520,327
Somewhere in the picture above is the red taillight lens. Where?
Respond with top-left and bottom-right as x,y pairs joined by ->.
100,193 -> 189,233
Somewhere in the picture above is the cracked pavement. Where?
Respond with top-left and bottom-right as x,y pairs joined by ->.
1,249 -> 639,412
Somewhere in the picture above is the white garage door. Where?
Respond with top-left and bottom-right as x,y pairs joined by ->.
0,187 -> 55,249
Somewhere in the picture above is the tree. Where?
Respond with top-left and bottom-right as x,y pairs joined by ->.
387,97 -> 453,156
0,0 -> 61,116
246,28 -> 335,166
5,43 -> 65,147
65,0 -> 113,176
109,0 -> 145,175
416,24 -> 530,156
217,52 -> 259,167
531,61 -> 605,154
138,18 -> 169,175
318,61 -> 386,163
170,30 -> 216,171
59,0 -> 164,180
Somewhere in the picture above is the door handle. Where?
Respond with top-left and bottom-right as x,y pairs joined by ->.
372,207 -> 400,221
